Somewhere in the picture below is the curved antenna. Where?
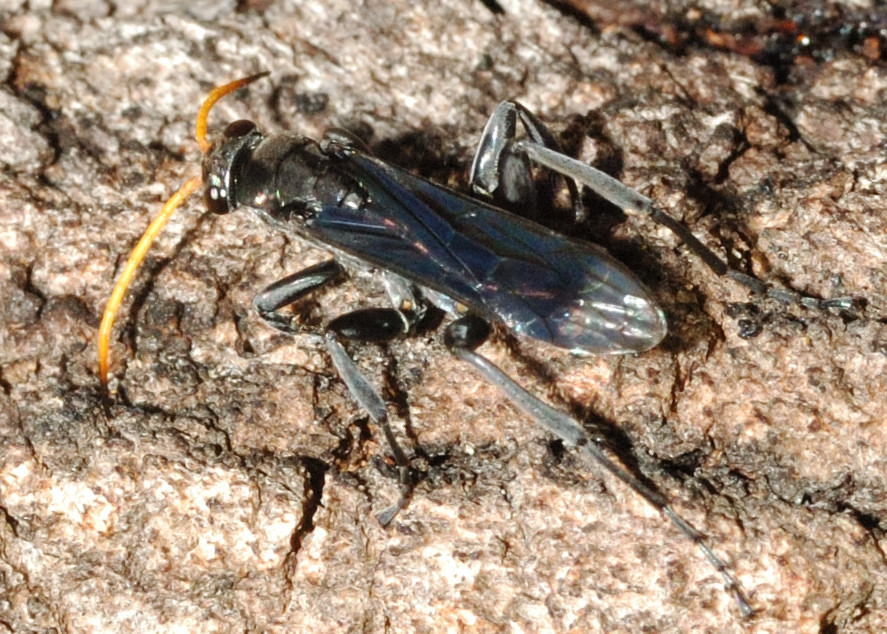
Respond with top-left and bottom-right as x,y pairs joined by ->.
97,72 -> 269,387
194,72 -> 269,152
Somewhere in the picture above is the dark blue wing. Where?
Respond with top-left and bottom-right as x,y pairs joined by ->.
307,153 -> 666,354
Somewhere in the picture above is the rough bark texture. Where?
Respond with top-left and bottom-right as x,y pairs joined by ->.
1,0 -> 886,631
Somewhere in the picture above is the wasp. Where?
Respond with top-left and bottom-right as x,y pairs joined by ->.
97,74 -> 856,616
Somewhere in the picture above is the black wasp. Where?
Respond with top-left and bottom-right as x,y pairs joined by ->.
98,73 -> 855,616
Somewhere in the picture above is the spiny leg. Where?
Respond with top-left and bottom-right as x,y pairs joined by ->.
253,259 -> 345,336
470,100 -> 583,221
469,100 -> 855,311
514,140 -> 857,311
254,262 -> 420,524
327,301 -> 427,524
324,332 -> 414,526
444,314 -> 754,617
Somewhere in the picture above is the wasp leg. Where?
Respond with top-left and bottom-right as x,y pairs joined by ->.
443,313 -> 754,617
470,100 -> 583,221
253,259 -> 345,335
328,308 -> 411,342
513,139 -> 858,311
256,262 -> 424,523
255,261 -> 421,524
326,303 -> 426,525
471,103 -> 856,311
324,327 -> 417,527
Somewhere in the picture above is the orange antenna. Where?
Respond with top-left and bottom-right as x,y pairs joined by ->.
195,72 -> 269,152
97,72 -> 269,387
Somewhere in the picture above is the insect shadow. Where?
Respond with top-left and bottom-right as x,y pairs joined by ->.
97,74 -> 860,617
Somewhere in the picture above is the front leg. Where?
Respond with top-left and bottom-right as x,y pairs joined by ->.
253,259 -> 345,335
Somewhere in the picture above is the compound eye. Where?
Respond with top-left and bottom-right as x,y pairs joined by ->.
223,119 -> 257,139
203,181 -> 231,215
204,175 -> 231,215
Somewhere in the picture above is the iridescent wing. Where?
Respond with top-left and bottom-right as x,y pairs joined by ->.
307,153 -> 666,353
